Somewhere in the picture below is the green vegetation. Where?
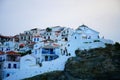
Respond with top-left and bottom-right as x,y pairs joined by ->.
46,27 -> 52,32
24,71 -> 66,80
18,50 -> 31,56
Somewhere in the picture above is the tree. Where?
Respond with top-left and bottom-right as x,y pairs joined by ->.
46,27 -> 52,32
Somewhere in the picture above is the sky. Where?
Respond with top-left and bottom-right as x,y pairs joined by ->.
0,0 -> 120,42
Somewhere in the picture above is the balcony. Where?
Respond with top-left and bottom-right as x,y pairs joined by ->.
42,48 -> 55,55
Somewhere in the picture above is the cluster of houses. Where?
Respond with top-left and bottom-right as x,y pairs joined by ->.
0,25 -> 113,80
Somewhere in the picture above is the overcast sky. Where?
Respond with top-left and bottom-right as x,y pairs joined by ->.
0,0 -> 120,42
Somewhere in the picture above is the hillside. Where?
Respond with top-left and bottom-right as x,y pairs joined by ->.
24,42 -> 120,80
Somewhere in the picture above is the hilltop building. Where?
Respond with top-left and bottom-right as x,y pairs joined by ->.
0,25 -> 113,80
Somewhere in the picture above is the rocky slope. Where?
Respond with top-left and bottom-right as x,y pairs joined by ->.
24,42 -> 120,80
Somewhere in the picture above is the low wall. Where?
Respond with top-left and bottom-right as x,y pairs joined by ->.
4,56 -> 70,80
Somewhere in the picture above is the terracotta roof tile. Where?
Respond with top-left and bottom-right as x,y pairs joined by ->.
6,51 -> 20,55
0,51 -> 4,55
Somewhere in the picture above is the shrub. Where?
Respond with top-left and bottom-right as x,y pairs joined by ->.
46,27 -> 52,32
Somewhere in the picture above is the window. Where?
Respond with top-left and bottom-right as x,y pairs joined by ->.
0,64 -> 1,69
94,40 -> 100,42
5,43 -> 9,46
0,57 -> 2,61
75,36 -> 76,39
98,36 -> 100,38
28,36 -> 31,40
6,73 -> 10,77
37,38 -> 39,41
6,48 -> 10,51
65,38 -> 68,41
21,36 -> 23,40
50,56 -> 53,60
48,36 -> 50,39
67,30 -> 69,33
34,38 -> 36,41
8,63 -> 11,68
24,36 -> 26,40
44,37 -> 46,39
13,64 -> 17,68
2,48 -> 3,51
45,56 -> 48,61
82,36 -> 87,39
68,44 -> 70,47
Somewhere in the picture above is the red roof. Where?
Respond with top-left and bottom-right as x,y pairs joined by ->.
0,51 -> 4,55
19,44 -> 25,47
53,43 -> 59,46
6,51 -> 20,55
33,35 -> 41,37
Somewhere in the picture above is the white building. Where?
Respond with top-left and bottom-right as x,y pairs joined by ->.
0,51 -> 21,79
0,41 -> 18,52
1,25 -> 114,80
20,54 -> 38,69
32,39 -> 60,63
76,25 -> 100,39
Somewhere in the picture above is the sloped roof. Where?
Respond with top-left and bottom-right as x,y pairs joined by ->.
6,51 -> 20,55
79,24 -> 88,27
0,35 -> 13,39
76,24 -> 87,29
77,24 -> 99,34
33,35 -> 41,37
0,51 -> 4,55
